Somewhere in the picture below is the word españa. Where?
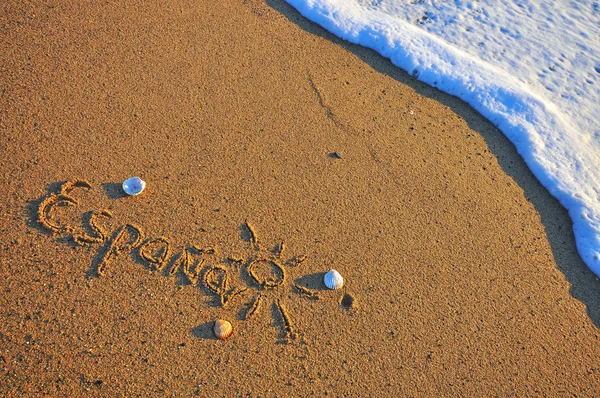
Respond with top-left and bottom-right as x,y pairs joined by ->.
37,180 -> 326,340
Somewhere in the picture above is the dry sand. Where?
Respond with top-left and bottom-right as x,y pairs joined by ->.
2,0 -> 600,396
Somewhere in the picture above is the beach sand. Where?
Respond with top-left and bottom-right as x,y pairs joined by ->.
2,0 -> 600,396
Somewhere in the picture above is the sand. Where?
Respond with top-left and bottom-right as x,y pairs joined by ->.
2,0 -> 600,396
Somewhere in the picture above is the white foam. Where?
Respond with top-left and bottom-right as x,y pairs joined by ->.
286,0 -> 600,273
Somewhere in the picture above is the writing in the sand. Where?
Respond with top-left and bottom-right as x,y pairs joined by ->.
35,180 -> 351,340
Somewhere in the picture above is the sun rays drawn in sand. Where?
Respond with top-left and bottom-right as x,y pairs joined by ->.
230,221 -> 320,341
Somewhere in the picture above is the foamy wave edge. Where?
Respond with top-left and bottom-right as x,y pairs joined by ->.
286,0 -> 600,274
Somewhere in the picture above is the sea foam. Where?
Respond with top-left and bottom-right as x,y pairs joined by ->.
286,0 -> 600,274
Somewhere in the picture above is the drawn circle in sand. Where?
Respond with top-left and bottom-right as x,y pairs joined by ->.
247,258 -> 286,289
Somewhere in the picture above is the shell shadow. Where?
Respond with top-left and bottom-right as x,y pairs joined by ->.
101,182 -> 127,199
339,290 -> 357,311
294,272 -> 327,291
191,322 -> 215,340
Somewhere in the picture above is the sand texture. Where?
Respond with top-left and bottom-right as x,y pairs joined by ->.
2,0 -> 600,396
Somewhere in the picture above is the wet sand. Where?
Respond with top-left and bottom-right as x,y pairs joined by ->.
2,0 -> 600,396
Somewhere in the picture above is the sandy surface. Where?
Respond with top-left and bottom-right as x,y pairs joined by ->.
2,0 -> 600,396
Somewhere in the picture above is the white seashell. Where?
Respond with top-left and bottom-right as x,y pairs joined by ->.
213,319 -> 233,340
122,177 -> 146,196
324,269 -> 344,290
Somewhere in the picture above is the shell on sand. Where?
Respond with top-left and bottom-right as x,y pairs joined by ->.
122,176 -> 146,196
213,319 -> 233,340
324,269 -> 344,290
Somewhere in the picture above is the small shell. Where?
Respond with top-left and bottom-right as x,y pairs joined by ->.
324,269 -> 344,290
122,177 -> 146,196
213,319 -> 233,340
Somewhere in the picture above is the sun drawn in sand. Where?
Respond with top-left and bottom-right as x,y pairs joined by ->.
203,221 -> 320,341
